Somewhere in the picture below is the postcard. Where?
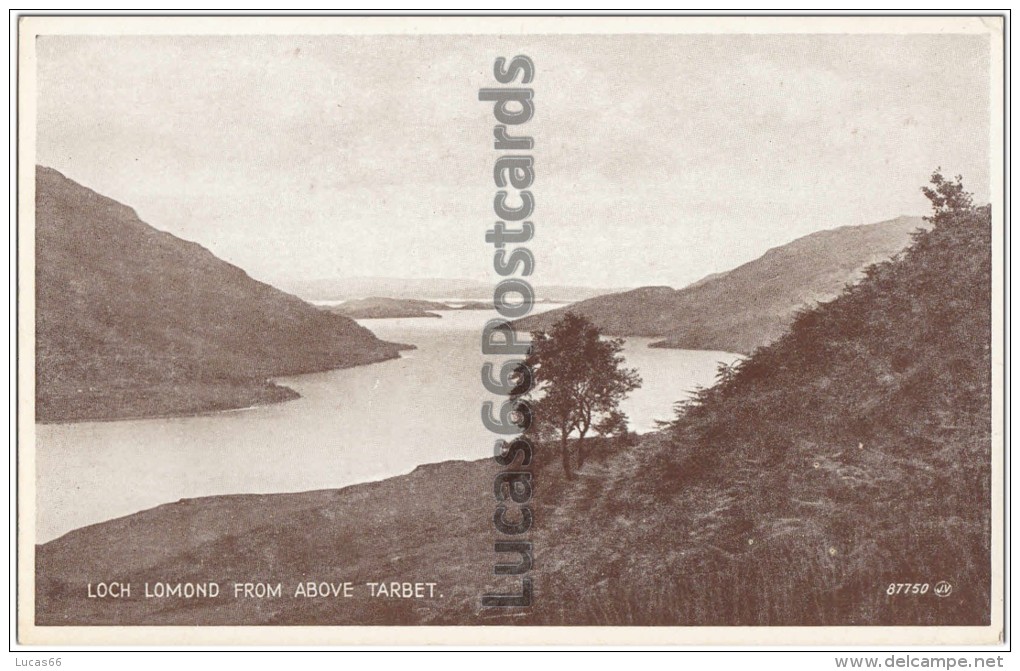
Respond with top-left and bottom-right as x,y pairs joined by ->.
16,15 -> 1005,645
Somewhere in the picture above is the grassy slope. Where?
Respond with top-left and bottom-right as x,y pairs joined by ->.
633,201 -> 993,625
36,200 -> 990,626
35,166 -> 406,422
515,216 -> 926,354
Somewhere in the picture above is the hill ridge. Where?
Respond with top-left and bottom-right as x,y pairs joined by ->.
35,165 -> 405,422
515,215 -> 927,353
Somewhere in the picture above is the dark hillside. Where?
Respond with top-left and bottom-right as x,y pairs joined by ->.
515,216 -> 926,353
35,166 -> 405,422
615,176 -> 993,624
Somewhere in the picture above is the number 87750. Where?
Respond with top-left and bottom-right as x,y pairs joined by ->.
887,583 -> 930,595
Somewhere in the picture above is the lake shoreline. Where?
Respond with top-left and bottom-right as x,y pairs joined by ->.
35,454 -> 504,625
36,342 -> 417,425
35,436 -> 628,626
35,308 -> 736,544
39,454 -> 492,545
35,380 -> 300,426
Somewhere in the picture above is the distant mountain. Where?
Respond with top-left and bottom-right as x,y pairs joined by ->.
515,216 -> 927,354
35,166 -> 405,423
282,276 -> 620,303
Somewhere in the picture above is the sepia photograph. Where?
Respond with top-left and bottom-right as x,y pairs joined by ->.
14,14 -> 1005,648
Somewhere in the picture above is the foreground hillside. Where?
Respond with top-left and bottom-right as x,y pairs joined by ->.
36,176 -> 991,626
35,167 -> 405,422
633,178 -> 991,625
516,216 -> 925,353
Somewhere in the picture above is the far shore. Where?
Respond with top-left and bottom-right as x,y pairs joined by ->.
36,341 -> 416,425
35,386 -> 295,426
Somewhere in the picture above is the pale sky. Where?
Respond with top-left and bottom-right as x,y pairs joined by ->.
36,33 -> 992,289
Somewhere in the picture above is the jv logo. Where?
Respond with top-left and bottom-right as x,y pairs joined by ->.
934,581 -> 953,598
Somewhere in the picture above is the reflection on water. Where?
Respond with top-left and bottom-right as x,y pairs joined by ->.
35,306 -> 738,542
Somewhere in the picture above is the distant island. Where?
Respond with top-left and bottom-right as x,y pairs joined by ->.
322,297 -> 494,320
280,276 -> 623,304
515,216 -> 927,354
34,166 -> 409,423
